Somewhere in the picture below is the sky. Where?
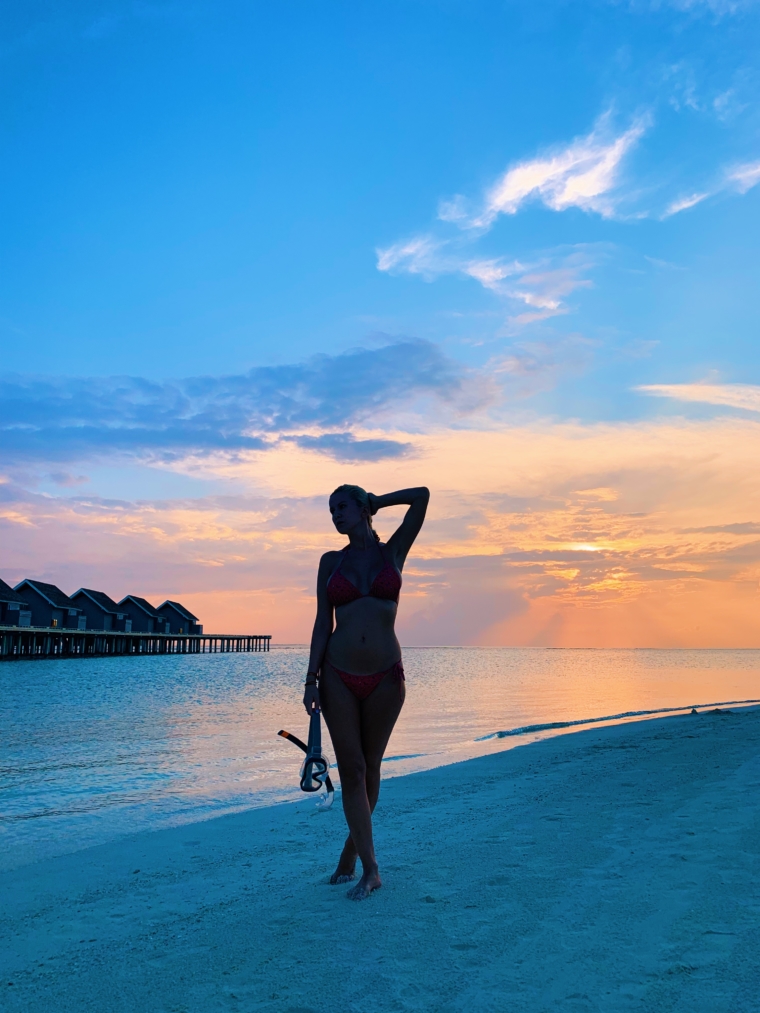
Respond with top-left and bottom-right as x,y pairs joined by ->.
2,0 -> 760,646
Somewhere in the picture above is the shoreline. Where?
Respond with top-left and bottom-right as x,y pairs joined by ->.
6,695 -> 759,877
3,706 -> 759,1011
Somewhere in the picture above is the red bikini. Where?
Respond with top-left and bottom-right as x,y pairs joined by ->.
326,546 -> 401,608
325,547 -> 404,700
326,659 -> 405,700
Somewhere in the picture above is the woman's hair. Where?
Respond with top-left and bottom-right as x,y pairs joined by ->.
331,484 -> 380,542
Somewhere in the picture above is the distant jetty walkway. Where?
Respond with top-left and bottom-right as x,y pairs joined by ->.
0,626 -> 271,659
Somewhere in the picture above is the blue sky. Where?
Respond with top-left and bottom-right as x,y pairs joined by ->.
3,1 -> 758,386
3,1 -> 760,644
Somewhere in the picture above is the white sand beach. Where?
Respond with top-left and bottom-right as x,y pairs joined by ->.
3,706 -> 759,1012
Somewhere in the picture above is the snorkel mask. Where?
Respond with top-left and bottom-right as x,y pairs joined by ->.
278,706 -> 334,809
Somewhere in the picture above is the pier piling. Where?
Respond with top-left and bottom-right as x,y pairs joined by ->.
0,627 -> 271,659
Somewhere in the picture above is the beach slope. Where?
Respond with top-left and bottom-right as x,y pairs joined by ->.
2,707 -> 759,1012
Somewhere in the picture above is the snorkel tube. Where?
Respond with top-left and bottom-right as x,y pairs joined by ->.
278,706 -> 334,808
300,705 -> 330,792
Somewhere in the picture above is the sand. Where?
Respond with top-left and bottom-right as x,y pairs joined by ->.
2,706 -> 760,1012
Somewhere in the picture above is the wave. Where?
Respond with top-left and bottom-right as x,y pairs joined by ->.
382,753 -> 426,763
475,697 -> 760,741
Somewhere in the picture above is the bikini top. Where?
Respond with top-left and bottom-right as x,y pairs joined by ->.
326,545 -> 402,608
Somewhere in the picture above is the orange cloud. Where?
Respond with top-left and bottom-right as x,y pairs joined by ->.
3,417 -> 760,646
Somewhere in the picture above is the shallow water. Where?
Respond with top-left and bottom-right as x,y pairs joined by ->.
2,646 -> 759,870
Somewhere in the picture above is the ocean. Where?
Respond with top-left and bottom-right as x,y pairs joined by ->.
2,646 -> 759,870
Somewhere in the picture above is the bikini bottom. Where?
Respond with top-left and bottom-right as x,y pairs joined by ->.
327,659 -> 404,701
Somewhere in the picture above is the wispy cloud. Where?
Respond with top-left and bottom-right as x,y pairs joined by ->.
729,160 -> 760,193
440,114 -> 649,229
0,340 -> 483,466
378,104 -> 760,345
377,113 -> 646,329
663,192 -> 710,216
503,261 -> 594,325
377,240 -> 596,325
638,382 -> 760,412
662,159 -> 760,217
459,116 -> 760,226
462,258 -> 526,291
375,236 -> 445,279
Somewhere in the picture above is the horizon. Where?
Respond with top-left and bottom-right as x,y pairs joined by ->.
3,1 -> 760,647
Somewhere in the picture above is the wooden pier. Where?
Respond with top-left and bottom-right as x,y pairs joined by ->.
0,626 -> 271,660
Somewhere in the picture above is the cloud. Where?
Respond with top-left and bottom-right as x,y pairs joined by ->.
7,416 -> 760,646
284,433 -> 413,461
440,111 -> 759,228
683,522 -> 760,534
441,114 -> 649,229
377,111 -> 644,327
48,472 -> 90,487
662,159 -> 760,218
377,239 -> 596,324
378,111 -> 760,337
462,258 -> 526,291
374,236 -> 445,279
729,160 -> 760,194
0,339 -> 480,466
384,110 -> 759,261
638,382 -> 760,412
465,255 -> 594,322
504,264 -> 594,324
663,192 -> 710,216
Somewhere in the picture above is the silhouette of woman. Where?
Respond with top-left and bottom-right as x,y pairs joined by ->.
303,485 -> 429,899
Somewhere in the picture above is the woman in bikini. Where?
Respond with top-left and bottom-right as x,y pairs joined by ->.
303,484 -> 429,900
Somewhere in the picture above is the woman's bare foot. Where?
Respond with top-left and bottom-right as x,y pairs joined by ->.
330,868 -> 355,885
346,868 -> 381,901
329,839 -> 357,884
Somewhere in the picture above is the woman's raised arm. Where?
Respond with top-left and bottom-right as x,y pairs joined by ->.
370,487 -> 430,569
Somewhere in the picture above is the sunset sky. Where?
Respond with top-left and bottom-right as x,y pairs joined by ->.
2,0 -> 760,646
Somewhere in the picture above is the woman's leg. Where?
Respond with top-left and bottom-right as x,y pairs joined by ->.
320,663 -> 405,899
360,666 -> 405,822
319,664 -> 375,887
343,667 -> 405,900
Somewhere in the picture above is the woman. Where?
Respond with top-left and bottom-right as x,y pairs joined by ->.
303,484 -> 429,900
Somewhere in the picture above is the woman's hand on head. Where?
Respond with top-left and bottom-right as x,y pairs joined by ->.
367,492 -> 379,516
303,683 -> 321,715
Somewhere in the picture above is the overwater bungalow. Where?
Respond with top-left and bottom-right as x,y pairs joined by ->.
118,595 -> 170,634
158,600 -> 203,635
69,588 -> 132,632
13,580 -> 86,630
1,575 -> 270,657
0,578 -> 32,627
